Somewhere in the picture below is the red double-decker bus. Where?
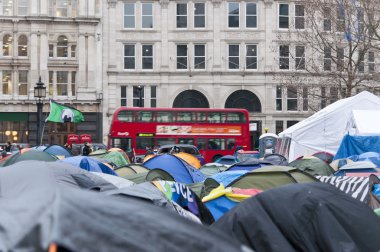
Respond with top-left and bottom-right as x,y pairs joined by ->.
108,107 -> 251,163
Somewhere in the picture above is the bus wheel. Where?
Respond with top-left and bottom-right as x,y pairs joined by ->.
212,155 -> 222,162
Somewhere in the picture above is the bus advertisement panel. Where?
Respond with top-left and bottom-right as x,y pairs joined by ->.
108,107 -> 251,163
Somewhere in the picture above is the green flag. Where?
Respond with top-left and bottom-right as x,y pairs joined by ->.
46,100 -> 84,123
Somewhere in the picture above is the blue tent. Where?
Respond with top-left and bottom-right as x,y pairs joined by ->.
205,196 -> 238,221
215,155 -> 239,166
143,154 -> 205,183
226,159 -> 273,172
210,170 -> 249,186
335,135 -> 380,160
348,152 -> 380,167
43,145 -> 72,158
60,156 -> 117,176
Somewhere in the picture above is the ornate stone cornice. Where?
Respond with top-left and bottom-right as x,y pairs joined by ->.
159,0 -> 169,9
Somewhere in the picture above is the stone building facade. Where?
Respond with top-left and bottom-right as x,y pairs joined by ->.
0,0 -> 103,145
102,0 -> 318,148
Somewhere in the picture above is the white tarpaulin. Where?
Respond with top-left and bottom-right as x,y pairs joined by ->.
346,110 -> 380,136
279,91 -> 380,161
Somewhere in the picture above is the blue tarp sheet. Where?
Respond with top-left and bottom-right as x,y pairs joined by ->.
210,171 -> 249,186
205,196 -> 238,221
335,135 -> 380,160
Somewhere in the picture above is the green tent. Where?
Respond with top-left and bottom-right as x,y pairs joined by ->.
288,157 -> 334,176
123,172 -> 149,184
200,163 -> 229,177
2,150 -> 58,167
229,166 -> 318,191
115,166 -> 137,177
90,149 -> 130,168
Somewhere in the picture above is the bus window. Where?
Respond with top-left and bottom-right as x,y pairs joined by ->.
157,138 -> 176,146
208,138 -> 227,150
178,138 -> 194,145
136,137 -> 154,150
227,112 -> 246,123
156,111 -> 174,122
177,112 -> 195,122
197,112 -> 206,123
227,138 -> 236,150
137,111 -> 153,122
208,112 -> 226,123
112,138 -> 132,152
197,138 -> 207,150
118,111 -> 134,122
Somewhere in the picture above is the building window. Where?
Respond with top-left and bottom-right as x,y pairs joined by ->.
56,0 -> 68,17
287,120 -> 299,128
276,86 -> 282,111
246,44 -> 257,69
2,70 -> 12,95
295,45 -> 305,70
49,71 -> 53,96
142,44 -> 153,69
71,45 -> 76,58
194,3 -> 205,28
323,7 -> 331,31
2,0 -> 12,15
279,4 -> 289,29
57,71 -> 68,96
49,44 -> 54,57
176,3 -> 187,28
324,47 -> 331,71
228,2 -> 239,28
3,34 -> 12,56
71,0 -> 77,17
358,50 -> 364,73
330,87 -> 338,104
151,86 -> 157,107
142,3 -> 153,28
133,86 -> 144,107
275,121 -> 284,135
295,5 -> 304,29
287,86 -> 298,111
246,3 -> 257,28
337,47 -> 344,71
336,7 -> 345,32
124,44 -> 135,69
177,44 -> 188,69
71,72 -> 76,96
18,35 -> 28,57
18,70 -> 28,96
321,87 -> 326,108
121,86 -> 127,106
279,45 -> 289,70
369,51 -> 375,73
302,87 -> 308,111
194,44 -> 205,69
18,0 -> 28,15
124,3 -> 135,28
57,36 -> 68,57
228,44 -> 240,69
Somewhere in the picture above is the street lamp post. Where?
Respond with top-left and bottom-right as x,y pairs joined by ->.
34,76 -> 46,145
137,85 -> 143,107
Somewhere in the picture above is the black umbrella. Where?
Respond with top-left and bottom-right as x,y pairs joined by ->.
212,182 -> 380,252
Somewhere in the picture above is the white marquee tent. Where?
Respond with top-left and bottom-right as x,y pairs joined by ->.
279,91 -> 380,161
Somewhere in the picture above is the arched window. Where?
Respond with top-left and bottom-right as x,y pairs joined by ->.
173,90 -> 209,108
57,35 -> 68,57
225,90 -> 262,112
18,35 -> 28,57
3,34 -> 12,56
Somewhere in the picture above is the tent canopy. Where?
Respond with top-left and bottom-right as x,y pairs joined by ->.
346,110 -> 380,136
279,91 -> 380,161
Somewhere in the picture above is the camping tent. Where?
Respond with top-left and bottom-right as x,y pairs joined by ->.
346,110 -> 380,136
279,91 -> 380,161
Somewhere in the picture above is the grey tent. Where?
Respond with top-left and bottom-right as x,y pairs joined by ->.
0,184 -> 246,251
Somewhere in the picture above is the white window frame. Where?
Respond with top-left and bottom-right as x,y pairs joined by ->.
176,44 -> 188,70
245,44 -> 257,70
295,45 -> 305,70
228,2 -> 240,28
278,3 -> 289,29
286,86 -> 298,111
276,86 -> 283,111
56,71 -> 68,96
294,4 -> 305,30
121,86 -> 127,106
194,44 -> 206,70
142,44 -> 154,70
279,45 -> 290,70
124,44 -> 136,70
176,3 -> 188,28
18,35 -> 28,57
228,44 -> 240,70
142,3 -> 153,29
18,0 -> 29,15
124,3 -> 136,29
2,0 -> 13,16
2,70 -> 12,95
194,2 -> 206,28
56,0 -> 69,17
18,70 -> 28,96
368,51 -> 375,73
245,3 -> 257,28
324,47 -> 332,71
